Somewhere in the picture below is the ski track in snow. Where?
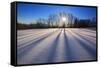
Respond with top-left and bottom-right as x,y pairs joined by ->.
17,28 -> 97,65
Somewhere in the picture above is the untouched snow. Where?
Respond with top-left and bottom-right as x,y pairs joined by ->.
17,28 -> 96,65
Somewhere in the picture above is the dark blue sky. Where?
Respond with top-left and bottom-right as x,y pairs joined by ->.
17,3 -> 96,24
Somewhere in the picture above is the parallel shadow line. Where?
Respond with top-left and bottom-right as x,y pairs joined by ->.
68,30 -> 96,59
17,29 -> 59,58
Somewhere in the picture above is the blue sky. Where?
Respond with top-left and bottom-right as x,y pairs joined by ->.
17,3 -> 96,24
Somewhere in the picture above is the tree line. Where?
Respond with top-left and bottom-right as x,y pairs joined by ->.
17,19 -> 96,30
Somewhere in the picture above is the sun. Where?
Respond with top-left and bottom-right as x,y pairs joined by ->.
62,17 -> 66,22
59,16 -> 67,27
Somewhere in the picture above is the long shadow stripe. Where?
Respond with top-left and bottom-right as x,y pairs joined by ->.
29,30 -> 62,64
18,29 -> 58,48
18,30 -> 48,40
46,30 -> 62,63
71,30 -> 96,46
64,29 -> 77,62
18,32 -> 40,40
74,30 -> 96,38
17,29 -> 59,59
68,30 -> 96,59
81,29 -> 96,34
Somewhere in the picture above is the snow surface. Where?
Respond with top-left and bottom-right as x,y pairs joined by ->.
17,28 -> 96,65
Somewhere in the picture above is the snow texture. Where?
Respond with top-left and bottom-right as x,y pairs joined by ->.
17,28 -> 96,65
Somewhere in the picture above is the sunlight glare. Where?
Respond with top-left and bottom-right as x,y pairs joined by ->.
62,17 -> 66,22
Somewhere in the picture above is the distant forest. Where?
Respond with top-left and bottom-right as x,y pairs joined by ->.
17,19 -> 96,30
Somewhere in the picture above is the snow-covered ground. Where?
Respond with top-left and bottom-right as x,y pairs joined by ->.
17,28 -> 97,65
